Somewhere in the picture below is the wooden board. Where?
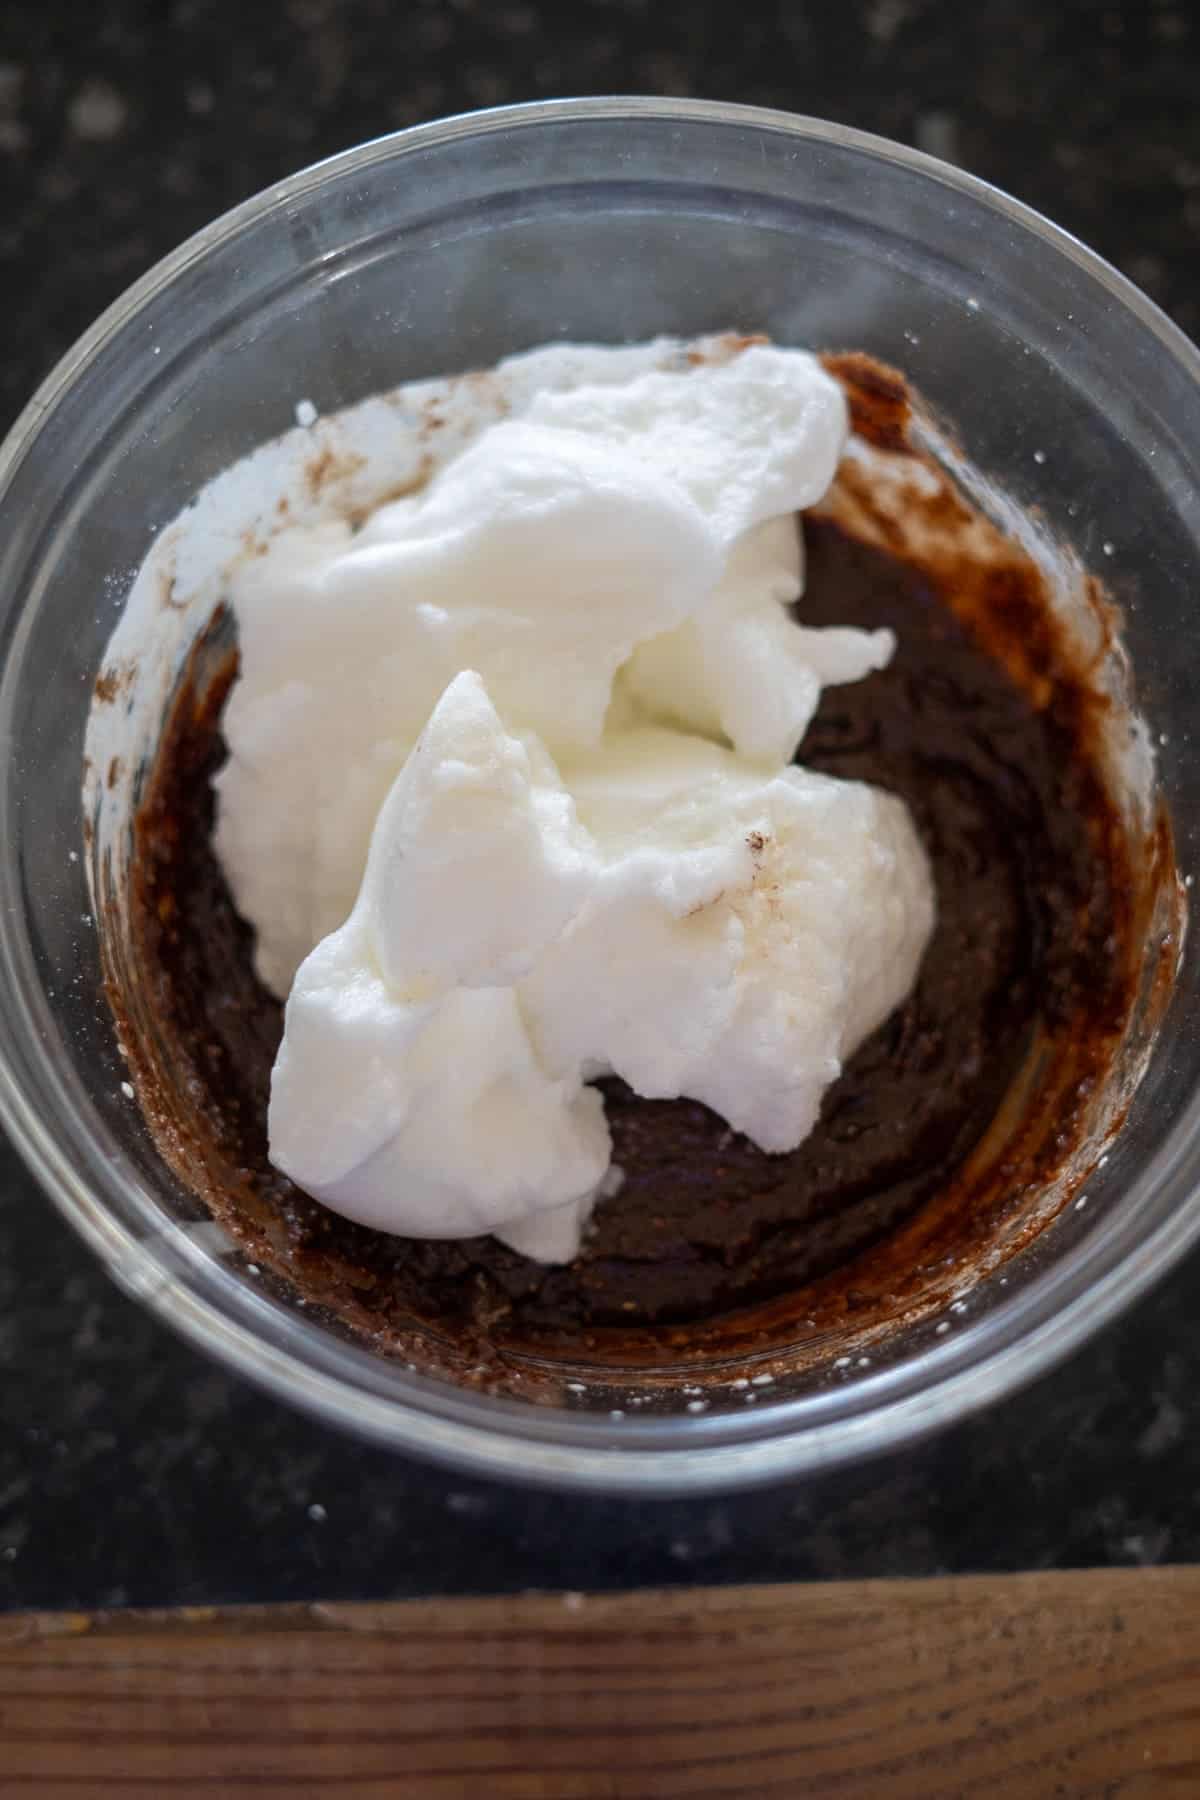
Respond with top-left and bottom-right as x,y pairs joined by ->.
3,1568 -> 1200,1796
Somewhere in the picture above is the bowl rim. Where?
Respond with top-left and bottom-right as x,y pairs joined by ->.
3,95 -> 1200,1495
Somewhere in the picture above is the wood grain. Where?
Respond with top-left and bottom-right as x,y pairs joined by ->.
2,1568 -> 1200,1797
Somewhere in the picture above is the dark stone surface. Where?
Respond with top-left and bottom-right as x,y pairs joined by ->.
3,0 -> 1200,1611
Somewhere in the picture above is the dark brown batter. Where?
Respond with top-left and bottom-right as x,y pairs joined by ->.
103,355 -> 1165,1389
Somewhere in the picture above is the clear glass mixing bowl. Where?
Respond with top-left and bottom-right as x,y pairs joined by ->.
1,98 -> 1198,1493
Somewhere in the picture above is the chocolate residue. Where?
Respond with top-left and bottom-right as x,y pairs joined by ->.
160,567 -> 185,611
94,663 -> 136,705
104,357 -> 1170,1394
303,441 -> 366,505
822,351 -> 913,453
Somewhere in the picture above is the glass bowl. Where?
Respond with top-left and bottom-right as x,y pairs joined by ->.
1,98 -> 1198,1494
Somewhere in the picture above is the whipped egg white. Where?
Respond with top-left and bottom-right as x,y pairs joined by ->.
203,342 -> 935,1262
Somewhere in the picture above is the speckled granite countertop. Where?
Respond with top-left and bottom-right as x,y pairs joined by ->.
3,0 -> 1200,1611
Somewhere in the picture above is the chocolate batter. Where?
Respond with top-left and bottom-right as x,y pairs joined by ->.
113,361 -> 1149,1380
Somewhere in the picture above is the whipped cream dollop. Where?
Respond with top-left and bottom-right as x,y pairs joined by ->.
217,342 -> 935,1262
